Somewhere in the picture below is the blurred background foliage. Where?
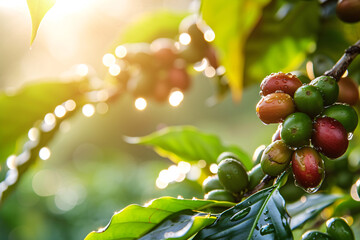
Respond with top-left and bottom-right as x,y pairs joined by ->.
0,0 -> 360,239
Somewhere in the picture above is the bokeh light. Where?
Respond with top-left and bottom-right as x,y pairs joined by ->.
134,98 -> 147,111
102,53 -> 116,67
179,33 -> 191,45
54,105 -> 66,118
169,91 -> 184,107
204,29 -> 215,42
39,147 -> 51,160
82,104 -> 95,117
115,45 -> 127,58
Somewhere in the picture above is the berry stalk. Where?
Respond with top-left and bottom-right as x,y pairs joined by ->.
324,39 -> 360,81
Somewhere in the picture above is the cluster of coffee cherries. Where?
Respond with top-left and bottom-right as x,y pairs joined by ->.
302,217 -> 354,240
201,152 -> 265,202
103,15 -> 221,109
256,72 -> 359,192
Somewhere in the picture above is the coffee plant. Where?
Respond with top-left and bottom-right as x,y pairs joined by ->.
1,0 -> 360,239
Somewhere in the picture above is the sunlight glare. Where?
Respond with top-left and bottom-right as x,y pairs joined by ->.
179,33 -> 191,45
82,104 -> 95,117
54,105 -> 66,118
169,91 -> 184,107
102,53 -> 116,67
108,64 -> 121,76
115,45 -> 127,58
135,98 -> 147,111
204,29 -> 215,42
39,147 -> 51,160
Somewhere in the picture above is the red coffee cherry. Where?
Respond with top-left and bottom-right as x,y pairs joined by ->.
150,38 -> 178,68
312,117 -> 349,158
292,147 -> 325,191
338,77 -> 359,105
256,92 -> 295,124
168,67 -> 191,91
272,124 -> 282,142
260,72 -> 302,97
336,0 -> 360,23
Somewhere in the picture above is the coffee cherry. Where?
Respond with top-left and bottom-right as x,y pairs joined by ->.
150,38 -> 178,68
217,152 -> 240,164
301,231 -> 332,240
202,175 -> 224,193
256,92 -> 295,124
312,54 -> 335,78
204,189 -> 236,202
312,117 -> 348,158
294,85 -> 324,117
206,47 -> 219,69
281,112 -> 312,147
326,217 -> 354,240
310,76 -> 339,106
272,124 -> 282,142
178,44 -> 206,64
323,104 -> 358,132
338,77 -> 359,105
260,72 -> 302,97
252,145 -> 266,165
168,67 -> 191,91
217,159 -> 249,193
127,72 -> 156,97
336,0 -> 360,23
292,71 -> 311,84
261,140 -> 293,176
248,164 -> 265,190
292,147 -> 325,191
153,78 -> 171,102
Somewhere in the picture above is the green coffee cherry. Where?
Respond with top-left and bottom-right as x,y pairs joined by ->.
217,159 -> 249,193
326,217 -> 354,240
281,112 -> 312,147
204,189 -> 236,202
217,152 -> 240,164
323,104 -> 358,133
261,140 -> 293,176
301,230 -> 332,240
294,85 -> 324,117
202,175 -> 224,193
252,145 -> 266,165
310,76 -> 339,106
248,164 -> 265,190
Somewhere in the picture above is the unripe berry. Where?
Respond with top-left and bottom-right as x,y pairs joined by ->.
261,140 -> 293,176
294,85 -> 324,117
202,175 -> 224,193
326,217 -> 354,240
217,159 -> 249,193
217,152 -> 240,164
310,76 -> 339,106
204,189 -> 236,202
301,231 -> 332,240
323,104 -> 358,133
281,112 -> 312,147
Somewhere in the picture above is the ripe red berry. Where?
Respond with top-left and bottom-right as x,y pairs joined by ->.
336,0 -> 360,23
312,117 -> 349,158
292,147 -> 324,191
256,92 -> 295,124
168,67 -> 191,91
337,77 -> 359,105
260,72 -> 302,97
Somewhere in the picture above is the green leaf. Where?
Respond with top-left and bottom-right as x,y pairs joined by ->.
245,1 -> 320,85
201,0 -> 271,101
26,0 -> 56,45
125,126 -> 252,170
139,211 -> 215,240
0,80 -> 86,162
193,172 -> 293,240
287,193 -> 343,230
85,197 -> 235,240
115,11 -> 188,45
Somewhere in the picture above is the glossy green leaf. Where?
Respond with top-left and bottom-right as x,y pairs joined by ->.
85,197 -> 235,240
245,1 -> 320,85
194,172 -> 292,240
0,80 -> 86,162
125,126 -> 252,170
287,193 -> 343,230
26,0 -> 56,45
116,11 -> 188,45
201,0 -> 271,101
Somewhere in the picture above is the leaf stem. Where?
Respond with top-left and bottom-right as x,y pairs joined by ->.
324,39 -> 360,81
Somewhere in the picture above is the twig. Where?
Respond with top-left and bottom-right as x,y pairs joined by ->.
243,175 -> 275,197
324,39 -> 360,81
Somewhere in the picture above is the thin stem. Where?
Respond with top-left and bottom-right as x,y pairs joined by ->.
324,39 -> 360,81
243,175 -> 275,198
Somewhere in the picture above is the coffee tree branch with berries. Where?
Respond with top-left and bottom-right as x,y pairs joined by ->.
1,0 -> 360,239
